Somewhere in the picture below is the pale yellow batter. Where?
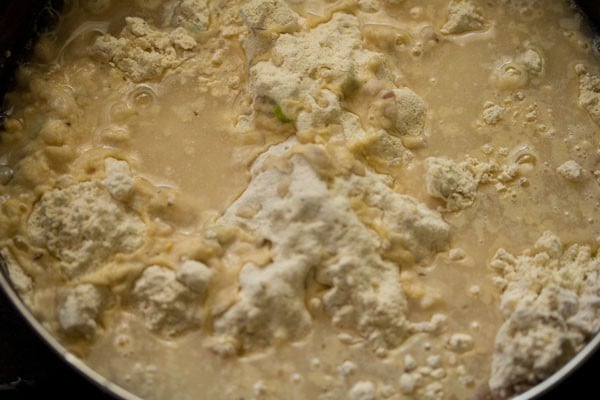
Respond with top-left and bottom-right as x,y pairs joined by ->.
1,1 -> 600,399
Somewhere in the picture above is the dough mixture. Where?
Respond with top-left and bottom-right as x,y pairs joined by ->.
1,1 -> 600,399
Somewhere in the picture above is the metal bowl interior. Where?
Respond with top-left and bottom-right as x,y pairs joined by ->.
0,258 -> 140,400
1,1 -> 600,400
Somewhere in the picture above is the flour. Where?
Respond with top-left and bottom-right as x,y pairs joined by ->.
518,49 -> 544,76
211,257 -> 313,353
170,0 -> 210,32
349,381 -> 377,400
356,129 -> 414,173
131,265 -> 209,336
358,0 -> 381,13
425,152 -> 529,207
441,0 -> 485,35
175,259 -> 213,294
575,64 -> 600,124
399,372 -> 420,394
213,141 -> 449,352
489,232 -> 600,398
240,0 -> 300,34
447,333 -> 474,353
337,174 -> 449,263
367,88 -> 427,137
249,13 -> 382,133
422,381 -> 444,400
2,251 -> 33,301
425,157 -> 479,212
104,158 -> 135,201
338,360 -> 357,377
247,9 -> 425,176
58,284 -> 108,338
409,313 -> 447,334
404,354 -> 417,371
94,17 -> 197,82
27,181 -> 146,277
3,1 -> 600,399
490,49 -> 545,92
482,104 -> 505,125
557,160 -> 584,182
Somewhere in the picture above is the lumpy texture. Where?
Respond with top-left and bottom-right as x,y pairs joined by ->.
27,181 -> 146,277
489,233 -> 600,397
1,1 -> 600,400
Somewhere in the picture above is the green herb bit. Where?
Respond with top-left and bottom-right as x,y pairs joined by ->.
274,104 -> 292,123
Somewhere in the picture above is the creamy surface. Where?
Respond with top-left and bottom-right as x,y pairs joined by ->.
1,1 -> 600,399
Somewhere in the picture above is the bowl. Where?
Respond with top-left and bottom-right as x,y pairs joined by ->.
1,1 -> 599,399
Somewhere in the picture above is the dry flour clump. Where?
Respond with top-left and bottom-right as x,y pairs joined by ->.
94,17 -> 197,82
441,0 -> 485,35
518,49 -> 544,76
575,64 -> 600,124
169,0 -> 210,32
27,181 -> 146,277
367,88 -> 427,137
240,0 -> 300,34
337,173 -> 450,262
237,0 -> 302,62
447,333 -> 474,353
356,129 -> 414,173
132,264 -> 211,336
425,157 -> 479,211
104,158 -> 135,200
491,50 -> 544,92
176,259 -> 214,294
2,251 -> 33,299
212,257 -> 314,353
58,284 -> 109,338
349,381 -> 377,400
425,153 -> 529,206
213,141 -> 449,353
249,13 -> 382,132
557,160 -> 584,182
248,10 -> 427,175
489,232 -> 600,398
482,104 -> 505,125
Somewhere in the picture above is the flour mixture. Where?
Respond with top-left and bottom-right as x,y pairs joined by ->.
1,1 -> 600,399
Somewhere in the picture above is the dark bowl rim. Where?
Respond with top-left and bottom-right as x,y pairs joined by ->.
1,1 -> 600,399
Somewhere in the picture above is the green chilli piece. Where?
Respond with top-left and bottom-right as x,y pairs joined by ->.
274,104 -> 293,123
